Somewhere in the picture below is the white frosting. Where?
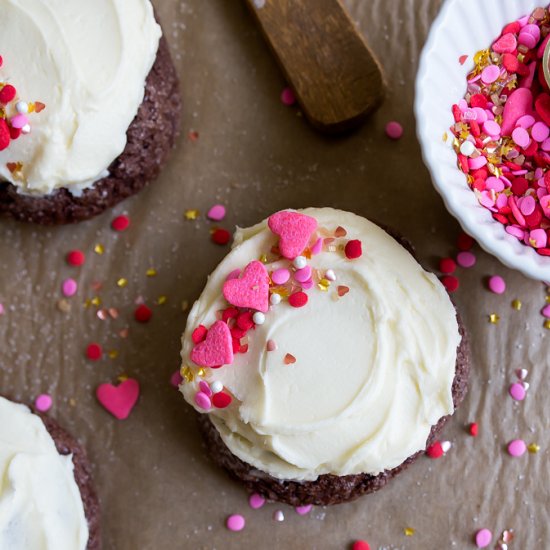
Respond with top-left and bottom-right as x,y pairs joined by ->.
180,208 -> 461,481
0,397 -> 89,549
0,0 -> 161,195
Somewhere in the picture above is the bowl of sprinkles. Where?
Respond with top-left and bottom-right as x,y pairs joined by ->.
416,0 -> 550,281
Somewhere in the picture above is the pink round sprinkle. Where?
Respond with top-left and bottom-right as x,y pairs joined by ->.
62,278 -> 78,297
507,439 -> 527,457
483,120 -> 500,137
266,339 -> 277,352
226,514 -> 246,532
295,504 -> 312,515
170,370 -> 183,388
516,115 -> 535,129
520,195 -> 536,216
531,122 -> 550,143
272,268 -> 290,285
456,251 -> 476,268
481,65 -> 500,84
301,278 -> 314,290
518,30 -> 537,49
512,127 -> 530,148
207,204 -> 226,221
194,391 -> 212,410
10,114 -> 29,129
280,87 -> 296,106
509,382 -> 526,401
385,121 -> 403,140
294,265 -> 312,283
530,228 -> 547,249
199,380 -> 213,397
475,528 -> 492,548
468,156 -> 487,170
0,303 -> 4,315
248,493 -> 266,509
488,275 -> 506,294
541,304 -> 550,318
523,23 -> 541,40
35,394 -> 52,412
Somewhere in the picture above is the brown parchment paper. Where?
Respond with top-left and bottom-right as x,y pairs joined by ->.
1,1 -> 549,548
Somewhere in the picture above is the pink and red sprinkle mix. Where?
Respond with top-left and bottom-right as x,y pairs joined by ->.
475,528 -> 493,548
226,514 -> 246,532
34,394 -> 52,413
385,121 -> 403,140
111,215 -> 130,232
452,8 -> 550,255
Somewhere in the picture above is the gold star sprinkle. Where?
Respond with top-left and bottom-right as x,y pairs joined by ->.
489,313 -> 500,324
91,296 -> 102,307
442,132 -> 448,142
157,295 -> 167,305
545,295 -> 550,304
117,374 -> 129,383
404,527 -> 415,537
259,254 -> 268,264
108,350 -> 118,359
180,366 -> 194,383
528,443 -> 540,454
197,368 -> 206,377
146,268 -> 157,277
117,278 -> 128,288
69,398 -> 76,407
94,244 -> 104,255
511,299 -> 522,311
184,209 -> 200,220
317,279 -> 330,292
544,320 -> 550,330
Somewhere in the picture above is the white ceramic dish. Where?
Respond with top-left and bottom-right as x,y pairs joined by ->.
415,0 -> 549,281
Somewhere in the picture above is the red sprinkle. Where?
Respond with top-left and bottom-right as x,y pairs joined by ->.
212,392 -> 232,408
0,84 -> 16,104
66,250 -> 85,266
212,228 -> 231,246
457,232 -> 474,251
441,275 -> 459,292
439,257 -> 457,274
86,343 -> 103,361
9,126 -> 21,140
352,541 -> 371,550
469,422 -> 478,437
426,441 -> 444,459
222,307 -> 239,322
192,325 -> 208,344
0,119 -> 10,151
237,311 -> 255,331
134,304 -> 152,323
288,292 -> 308,308
111,215 -> 130,232
345,239 -> 363,259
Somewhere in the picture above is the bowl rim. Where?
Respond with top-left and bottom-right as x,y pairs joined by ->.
414,0 -> 550,282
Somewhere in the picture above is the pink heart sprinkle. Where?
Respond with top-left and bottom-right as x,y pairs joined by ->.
268,211 -> 318,259
223,260 -> 270,312
190,320 -> 234,367
96,379 -> 140,420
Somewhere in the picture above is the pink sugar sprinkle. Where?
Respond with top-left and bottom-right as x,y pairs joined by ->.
62,278 -> 78,297
385,121 -> 403,140
280,87 -> 296,106
170,370 -> 183,388
481,64 -> 500,84
207,204 -> 226,221
456,251 -> 476,268
488,275 -> 506,294
35,394 -> 52,412
248,493 -> 266,509
0,303 -> 4,315
475,528 -> 492,548
507,439 -> 527,457
295,505 -> 313,515
509,382 -> 526,401
519,195 -> 536,216
226,514 -> 246,532
541,304 -> 550,318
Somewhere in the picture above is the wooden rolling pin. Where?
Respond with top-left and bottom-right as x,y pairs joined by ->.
245,0 -> 384,133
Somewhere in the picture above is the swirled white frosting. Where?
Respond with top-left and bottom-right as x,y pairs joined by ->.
180,208 -> 460,481
0,0 -> 161,195
0,397 -> 88,549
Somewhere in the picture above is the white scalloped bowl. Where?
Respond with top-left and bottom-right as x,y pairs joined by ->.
415,0 -> 550,281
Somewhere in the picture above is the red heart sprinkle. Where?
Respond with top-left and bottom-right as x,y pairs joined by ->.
192,325 -> 208,344
284,353 -> 296,365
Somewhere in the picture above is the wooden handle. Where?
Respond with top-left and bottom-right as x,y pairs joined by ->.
245,0 -> 384,133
